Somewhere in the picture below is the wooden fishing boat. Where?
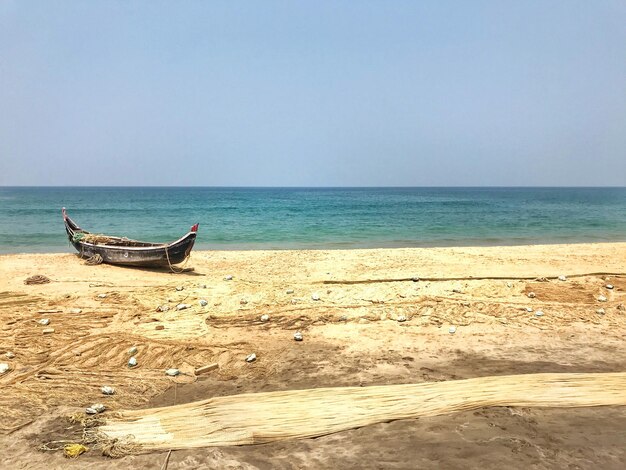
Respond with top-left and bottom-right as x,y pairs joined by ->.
62,208 -> 199,267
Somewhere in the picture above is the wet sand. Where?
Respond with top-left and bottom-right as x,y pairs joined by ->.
1,243 -> 625,469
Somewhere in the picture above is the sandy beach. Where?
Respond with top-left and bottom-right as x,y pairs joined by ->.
1,243 -> 625,469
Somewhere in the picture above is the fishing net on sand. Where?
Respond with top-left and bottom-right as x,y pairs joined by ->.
92,372 -> 626,455
84,254 -> 103,266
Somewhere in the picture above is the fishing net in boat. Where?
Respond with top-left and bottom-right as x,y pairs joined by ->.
92,372 -> 626,455
72,232 -> 120,245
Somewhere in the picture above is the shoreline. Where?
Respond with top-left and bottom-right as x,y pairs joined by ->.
2,238 -> 626,257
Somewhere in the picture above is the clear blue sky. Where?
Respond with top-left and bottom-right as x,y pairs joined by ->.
1,1 -> 625,186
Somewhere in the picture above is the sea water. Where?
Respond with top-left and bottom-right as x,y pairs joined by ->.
0,187 -> 625,253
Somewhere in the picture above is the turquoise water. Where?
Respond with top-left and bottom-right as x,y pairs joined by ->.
0,187 -> 625,254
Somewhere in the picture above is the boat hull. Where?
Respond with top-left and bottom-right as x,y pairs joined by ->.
69,236 -> 196,267
63,208 -> 198,268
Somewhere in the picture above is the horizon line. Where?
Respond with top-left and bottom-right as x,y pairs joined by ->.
2,185 -> 626,189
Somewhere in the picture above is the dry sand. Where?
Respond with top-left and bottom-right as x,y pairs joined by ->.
1,243 -> 625,469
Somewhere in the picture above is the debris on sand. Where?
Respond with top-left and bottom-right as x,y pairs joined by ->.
195,363 -> 219,375
97,294 -> 107,299
246,353 -> 257,363
294,332 -> 303,341
224,275 -> 233,281
526,307 -> 533,312
38,318 -> 50,326
527,292 -> 536,298
311,293 -> 321,301
261,314 -> 270,322
605,284 -> 614,290
156,305 -> 169,312
396,315 -> 407,322
86,403 -> 106,415
42,328 -> 55,334
165,368 -> 180,377
0,363 -> 10,374
128,357 -> 138,368
535,311 -> 544,317
92,403 -> 106,413
286,289 -> 294,294
176,286 -> 184,292
448,326 -> 457,334
101,386 -> 115,395
69,308 -> 82,314
558,275 -> 567,281
596,309 -> 605,315
199,299 -> 208,307
5,352 -> 15,359
598,295 -> 607,302
63,443 -> 88,458
177,303 -> 190,311
128,346 -> 138,355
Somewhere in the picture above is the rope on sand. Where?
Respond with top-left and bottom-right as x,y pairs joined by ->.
24,275 -> 51,285
323,272 -> 626,285
100,438 -> 141,458
84,254 -> 103,266
93,372 -> 626,456
164,244 -> 190,274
